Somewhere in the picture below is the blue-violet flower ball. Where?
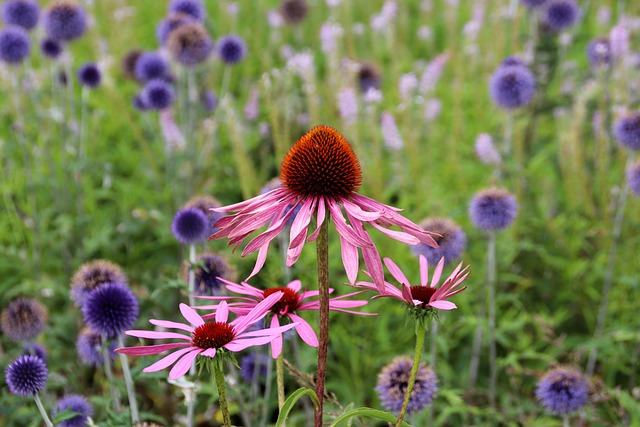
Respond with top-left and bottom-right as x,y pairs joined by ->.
40,37 -> 62,58
186,252 -> 236,296
1,0 -> 39,30
5,355 -> 48,397
411,217 -> 467,266
613,113 -> 640,151
81,282 -> 139,338
166,22 -> 212,66
43,1 -> 87,42
217,35 -> 247,65
134,51 -> 169,82
168,0 -> 205,22
500,56 -> 525,68
520,0 -> 547,8
77,328 -> 117,366
156,12 -> 193,45
469,187 -> 518,231
240,353 -> 270,383
627,161 -> 640,197
587,37 -> 611,69
171,207 -> 208,244
542,0 -> 579,32
77,62 -> 101,88
536,367 -> 589,415
1,298 -> 47,341
489,64 -> 536,110
184,195 -> 225,233
71,259 -> 128,307
0,26 -> 30,64
53,395 -> 93,427
376,356 -> 438,413
23,343 -> 48,363
141,79 -> 175,110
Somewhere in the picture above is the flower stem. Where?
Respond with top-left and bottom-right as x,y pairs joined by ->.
314,219 -> 330,427
428,318 -> 438,425
188,243 -> 197,379
488,231 -> 497,408
117,335 -> 140,424
102,335 -> 122,413
563,414 -> 570,427
276,352 -> 286,427
395,321 -> 427,427
34,393 -> 53,427
214,361 -> 231,427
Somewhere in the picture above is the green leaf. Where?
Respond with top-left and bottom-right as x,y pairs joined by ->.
328,407 -> 413,427
52,408 -> 80,423
275,388 -> 320,427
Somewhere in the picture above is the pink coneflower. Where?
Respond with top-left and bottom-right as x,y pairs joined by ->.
115,293 -> 297,380
355,255 -> 469,311
209,126 -> 439,291
196,279 -> 373,357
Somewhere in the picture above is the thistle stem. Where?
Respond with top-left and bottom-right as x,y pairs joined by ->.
563,414 -> 570,427
34,393 -> 53,427
276,352 -> 286,427
488,231 -> 497,408
117,335 -> 140,424
214,362 -> 231,427
395,321 -> 427,427
102,335 -> 122,413
314,220 -> 330,427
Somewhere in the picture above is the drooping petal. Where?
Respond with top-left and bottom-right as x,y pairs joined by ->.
369,221 -> 420,245
338,232 -> 359,284
169,348 -> 203,380
149,319 -> 195,333
307,197 -> 326,242
143,347 -> 194,373
216,301 -> 229,323
341,198 -> 382,221
126,330 -> 191,341
270,316 -> 282,359
327,202 -> 373,248
288,197 -> 314,247
116,342 -> 191,356
247,243 -> 270,281
180,303 -> 205,327
289,314 -> 318,347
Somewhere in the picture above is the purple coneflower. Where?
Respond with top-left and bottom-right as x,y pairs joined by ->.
0,298 -> 47,341
1,0 -> 39,30
536,367 -> 589,414
209,126 -> 439,291
53,395 -> 93,427
376,356 -> 438,413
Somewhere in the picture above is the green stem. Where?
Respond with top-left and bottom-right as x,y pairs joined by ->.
117,335 -> 140,423
314,220 -> 330,427
34,393 -> 54,427
277,352 -> 286,427
395,321 -> 427,427
102,335 -> 122,413
488,231 -> 497,408
214,362 -> 231,427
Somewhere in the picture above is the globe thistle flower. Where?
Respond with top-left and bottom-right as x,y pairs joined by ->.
240,352 -> 269,383
156,12 -> 194,45
77,328 -> 116,365
587,37 -> 611,69
77,62 -> 101,88
376,356 -> 438,413
357,62 -> 381,94
1,0 -> 39,30
279,0 -> 308,25
132,93 -> 149,111
474,133 -> 502,165
0,26 -> 30,64
40,37 -> 62,59
201,89 -> 218,112
217,34 -> 247,65
168,0 -> 205,22
613,113 -> 640,151
411,218 -> 466,266
5,355 -> 48,397
520,0 -> 547,8
184,195 -> 225,232
121,49 -> 142,80
23,343 -> 47,362
116,296 -> 297,380
167,22 -> 212,66
134,51 -> 169,82
172,207 -> 209,244
627,161 -> 640,197
141,79 -> 175,110
71,259 -> 128,306
500,56 -> 525,68
469,187 -> 518,231
53,395 -> 93,427
1,298 -> 47,341
81,282 -> 139,338
489,64 -> 536,110
185,252 -> 236,296
541,0 -> 579,33
536,367 -> 589,415
43,1 -> 87,42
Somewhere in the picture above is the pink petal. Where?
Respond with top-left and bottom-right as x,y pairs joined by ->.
149,319 -> 194,333
430,258 -> 445,288
237,322 -> 298,338
180,304 -> 205,327
307,197 -> 326,242
401,284 -> 414,304
287,280 -> 302,292
338,233 -> 359,284
289,314 -> 318,347
341,198 -> 382,221
116,342 -> 191,356
369,221 -> 420,245
143,347 -> 194,373
169,349 -> 203,380
246,243 -> 270,281
126,330 -> 191,341
224,335 -> 281,352
288,197 -> 314,247
383,257 -> 410,286
216,301 -> 229,323
327,202 -> 373,248
270,316 -> 282,359
419,255 -> 429,287
233,291 -> 283,334
328,300 -> 368,309
201,348 -> 217,358
428,300 -> 457,310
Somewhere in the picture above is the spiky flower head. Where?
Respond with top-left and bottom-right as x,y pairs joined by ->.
185,252 -> 236,296
587,37 -> 611,69
217,34 -> 247,65
489,63 -> 536,110
613,113 -> 640,151
77,327 -> 116,366
40,37 -> 62,58
167,22 -> 212,66
43,1 -> 87,42
279,0 -> 308,25
376,356 -> 438,413
501,56 -> 525,67
536,367 -> 589,415
469,187 -> 518,231
71,259 -> 127,306
134,51 -> 169,82
627,161 -> 640,197
1,0 -> 39,30
81,282 -> 139,338
77,62 -> 101,88
156,12 -> 194,45
141,79 -> 175,110
172,207 -> 209,244
168,0 -> 205,22
541,0 -> 579,33
53,395 -> 93,427
0,26 -> 30,64
5,355 -> 48,397
184,195 -> 224,232
1,298 -> 47,341
411,218 -> 466,266
240,352 -> 269,383
23,343 -> 48,362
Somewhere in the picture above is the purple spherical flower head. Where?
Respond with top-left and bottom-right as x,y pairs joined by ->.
542,0 -> 579,32
411,217 -> 466,266
187,252 -> 235,296
172,207 -> 208,244
53,395 -> 93,427
520,0 -> 547,8
167,22 -> 212,66
469,187 -> 518,231
202,89 -> 218,112
0,26 -> 30,64
217,34 -> 247,65
41,38 -> 63,58
1,0 -> 39,30
536,367 -> 589,415
23,343 -> 48,362
77,328 -> 116,365
185,195 -> 225,233
357,62 -> 381,94
240,352 -> 269,383
71,259 -> 128,307
141,79 -> 175,110
134,51 -> 169,82
168,0 -> 205,22
501,56 -> 525,68
279,0 -> 309,25
1,298 -> 47,341
5,355 -> 47,397
156,12 -> 193,45
43,1 -> 87,42
627,161 -> 640,196
77,63 -> 101,88
81,282 -> 139,338
376,356 -> 438,413
614,113 -> 640,151
489,64 -> 536,110
587,38 -> 611,69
